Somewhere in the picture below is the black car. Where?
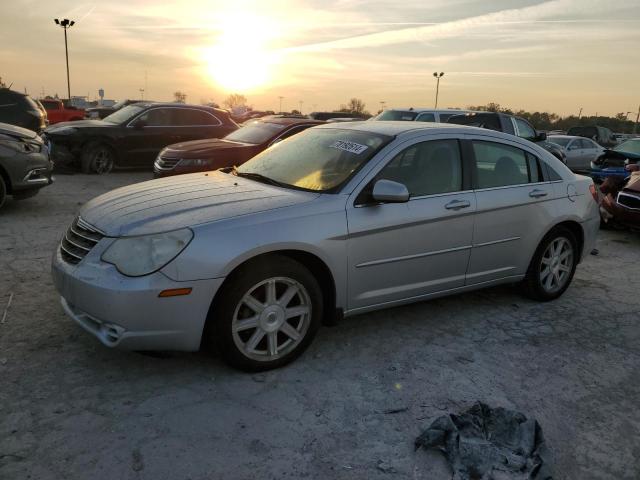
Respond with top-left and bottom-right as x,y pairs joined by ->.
0,122 -> 53,209
308,111 -> 368,121
0,88 -> 47,133
85,99 -> 148,120
44,103 -> 239,174
447,112 -> 566,162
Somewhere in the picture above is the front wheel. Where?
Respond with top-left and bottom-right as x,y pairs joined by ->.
206,255 -> 323,371
522,226 -> 578,301
81,142 -> 115,174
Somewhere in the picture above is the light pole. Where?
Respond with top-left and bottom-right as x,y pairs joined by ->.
433,72 -> 444,109
298,100 -> 303,114
54,18 -> 75,100
578,107 -> 583,119
278,96 -> 284,113
634,104 -> 640,134
380,100 -> 386,112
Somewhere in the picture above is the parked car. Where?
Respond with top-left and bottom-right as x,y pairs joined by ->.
566,125 -> 616,148
43,103 -> 238,174
447,112 -> 567,162
371,108 -> 471,123
40,98 -> 85,124
590,138 -> 640,182
547,135 -> 604,172
0,88 -> 47,133
154,115 -> 324,177
0,122 -> 53,209
85,99 -> 148,119
599,168 -> 640,230
308,111 -> 368,121
52,122 -> 599,371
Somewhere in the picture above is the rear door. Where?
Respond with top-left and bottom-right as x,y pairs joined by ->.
170,108 -> 226,143
466,137 -> 556,284
346,136 -> 475,311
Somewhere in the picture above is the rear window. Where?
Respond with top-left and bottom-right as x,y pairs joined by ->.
448,114 -> 502,131
373,110 -> 419,121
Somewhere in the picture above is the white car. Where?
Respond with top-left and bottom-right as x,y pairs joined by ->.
371,108 -> 473,123
547,135 -> 604,171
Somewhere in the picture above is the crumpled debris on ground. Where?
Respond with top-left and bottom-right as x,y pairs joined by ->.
415,402 -> 552,480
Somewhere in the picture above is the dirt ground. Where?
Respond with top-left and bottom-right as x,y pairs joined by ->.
1,171 -> 639,480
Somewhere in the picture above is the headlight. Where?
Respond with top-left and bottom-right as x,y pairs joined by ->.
102,228 -> 193,277
178,158 -> 212,167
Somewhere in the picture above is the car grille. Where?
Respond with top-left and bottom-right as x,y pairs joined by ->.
154,156 -> 180,171
60,217 -> 104,265
617,192 -> 640,211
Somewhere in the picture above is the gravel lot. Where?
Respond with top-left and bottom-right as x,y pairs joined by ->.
1,172 -> 639,479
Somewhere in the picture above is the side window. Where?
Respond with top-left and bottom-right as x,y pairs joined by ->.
277,125 -> 310,141
472,141 -> 531,188
138,108 -> 173,126
526,153 -> 543,183
514,118 -> 536,140
416,113 -> 436,122
172,109 -> 220,126
438,113 -> 456,123
377,139 -> 462,197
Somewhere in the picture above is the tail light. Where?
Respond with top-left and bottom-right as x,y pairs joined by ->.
589,184 -> 599,203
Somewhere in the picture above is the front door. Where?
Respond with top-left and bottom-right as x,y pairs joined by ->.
346,137 -> 476,311
122,107 -> 183,166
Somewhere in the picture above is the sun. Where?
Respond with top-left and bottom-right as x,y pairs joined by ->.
203,13 -> 280,92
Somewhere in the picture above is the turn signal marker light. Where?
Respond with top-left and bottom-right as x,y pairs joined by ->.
158,288 -> 192,298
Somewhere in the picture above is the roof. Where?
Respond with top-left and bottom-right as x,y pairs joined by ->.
384,108 -> 471,114
314,120 -> 499,137
129,102 -> 228,114
258,116 -> 325,126
547,134 -> 583,140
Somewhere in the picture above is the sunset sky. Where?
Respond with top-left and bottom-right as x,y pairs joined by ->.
2,0 -> 639,116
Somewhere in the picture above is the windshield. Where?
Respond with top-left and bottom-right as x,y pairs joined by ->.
372,110 -> 418,121
614,139 -> 640,154
548,136 -> 571,147
237,128 -> 391,192
103,105 -> 145,124
225,121 -> 287,144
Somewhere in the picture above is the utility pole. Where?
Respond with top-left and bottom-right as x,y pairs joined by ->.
298,100 -> 303,114
634,105 -> 640,134
139,88 -> 145,100
433,72 -> 444,109
278,96 -> 284,113
578,107 -> 583,119
54,18 -> 75,100
380,100 -> 386,112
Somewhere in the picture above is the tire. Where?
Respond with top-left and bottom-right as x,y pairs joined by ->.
521,226 -> 578,301
81,142 -> 115,174
0,175 -> 6,210
206,255 -> 323,372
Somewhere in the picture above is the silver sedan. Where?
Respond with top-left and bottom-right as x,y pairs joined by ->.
548,135 -> 604,171
52,122 -> 600,371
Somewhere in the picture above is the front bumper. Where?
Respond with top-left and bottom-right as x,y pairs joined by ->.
51,246 -> 224,351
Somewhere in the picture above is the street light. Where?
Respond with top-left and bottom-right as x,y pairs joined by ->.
278,96 -> 284,113
433,72 -> 444,109
298,100 -> 303,114
54,18 -> 75,100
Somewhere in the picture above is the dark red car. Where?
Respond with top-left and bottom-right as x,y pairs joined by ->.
153,116 -> 324,177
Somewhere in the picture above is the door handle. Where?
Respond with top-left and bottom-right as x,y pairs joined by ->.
445,199 -> 471,210
529,189 -> 548,198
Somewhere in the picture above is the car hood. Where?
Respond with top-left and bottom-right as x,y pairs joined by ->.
45,119 -> 112,131
80,170 -> 319,236
0,122 -> 39,140
163,138 -> 254,158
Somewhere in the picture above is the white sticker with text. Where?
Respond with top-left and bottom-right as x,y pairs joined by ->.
330,140 -> 369,155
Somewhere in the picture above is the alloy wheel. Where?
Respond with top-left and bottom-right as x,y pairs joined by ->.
539,237 -> 574,294
231,277 -> 312,362
93,148 -> 113,174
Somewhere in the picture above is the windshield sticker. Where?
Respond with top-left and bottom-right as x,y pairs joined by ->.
330,140 -> 369,155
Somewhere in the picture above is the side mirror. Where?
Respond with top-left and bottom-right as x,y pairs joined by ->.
372,179 -> 410,203
535,132 -> 547,141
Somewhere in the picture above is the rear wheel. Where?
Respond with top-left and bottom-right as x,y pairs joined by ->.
206,255 -> 323,371
0,175 -> 6,210
522,226 -> 578,301
81,142 -> 115,174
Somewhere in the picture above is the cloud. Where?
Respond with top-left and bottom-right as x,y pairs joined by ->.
284,0 -> 635,52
